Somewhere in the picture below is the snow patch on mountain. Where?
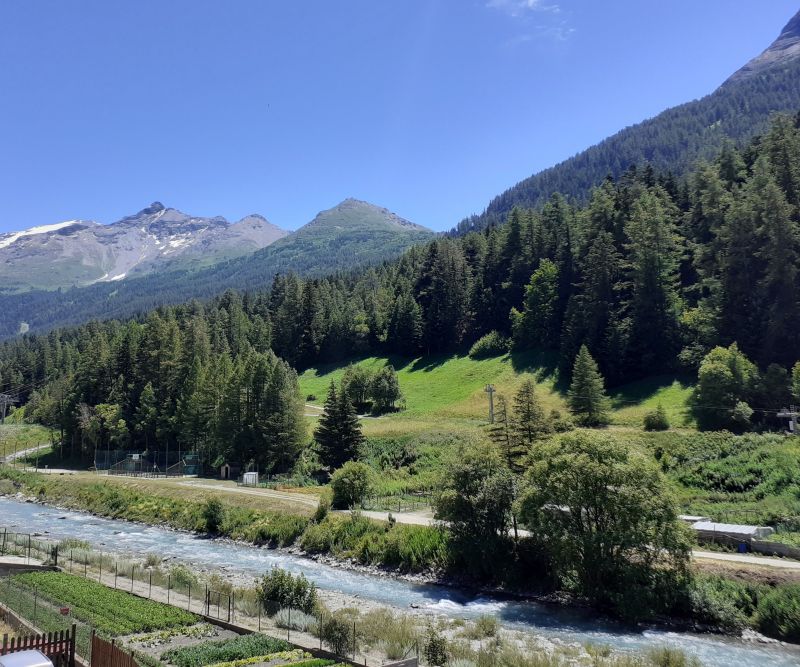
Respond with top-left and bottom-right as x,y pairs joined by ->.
0,220 -> 90,249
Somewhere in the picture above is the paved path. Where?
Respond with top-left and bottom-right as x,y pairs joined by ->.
692,549 -> 800,570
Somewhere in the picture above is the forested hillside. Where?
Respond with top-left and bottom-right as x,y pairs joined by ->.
2,113 -> 800,469
454,17 -> 800,234
0,199 -> 432,338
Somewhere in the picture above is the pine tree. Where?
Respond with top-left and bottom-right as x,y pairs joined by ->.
510,259 -> 559,350
510,379 -> 549,451
314,381 -> 364,471
568,345 -> 611,426
134,382 -> 158,452
488,396 -> 520,472
622,187 -> 683,372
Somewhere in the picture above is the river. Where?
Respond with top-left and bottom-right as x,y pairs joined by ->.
1,496 -> 798,666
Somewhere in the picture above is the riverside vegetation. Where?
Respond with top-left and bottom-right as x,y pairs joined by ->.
2,113 -> 800,650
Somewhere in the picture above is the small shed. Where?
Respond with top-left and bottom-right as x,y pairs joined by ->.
219,462 -> 241,480
691,521 -> 775,545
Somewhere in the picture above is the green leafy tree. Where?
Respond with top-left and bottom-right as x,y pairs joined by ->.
792,361 -> 800,402
370,365 -> 402,413
518,432 -> 690,614
330,461 -> 374,509
567,345 -> 611,426
434,441 -> 517,577
341,364 -> 373,408
691,344 -> 759,431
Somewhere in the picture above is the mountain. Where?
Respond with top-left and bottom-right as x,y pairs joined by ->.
0,202 -> 288,293
454,9 -> 800,234
0,198 -> 433,337
727,9 -> 800,83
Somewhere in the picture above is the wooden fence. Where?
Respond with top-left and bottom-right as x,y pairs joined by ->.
1,625 -> 76,667
90,633 -> 139,667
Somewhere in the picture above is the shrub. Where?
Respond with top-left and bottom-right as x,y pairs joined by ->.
646,648 -> 701,667
314,490 -> 331,523
757,584 -> 800,642
256,567 -> 317,615
275,608 -> 317,632
169,564 -> 199,590
202,497 -> 225,533
643,404 -> 670,431
468,331 -> 510,359
688,576 -> 752,632
330,461 -> 374,509
422,626 -> 448,666
319,613 -> 355,656
469,614 -> 498,639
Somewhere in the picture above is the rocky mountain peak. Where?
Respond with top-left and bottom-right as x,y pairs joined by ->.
139,201 -> 166,216
726,9 -> 800,83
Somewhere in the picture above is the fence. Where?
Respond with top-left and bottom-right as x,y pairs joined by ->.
1,528 -> 422,666
0,577 -> 93,659
1,625 -> 76,667
0,529 -> 59,566
362,489 -> 436,513
752,538 -> 800,560
90,633 -> 139,667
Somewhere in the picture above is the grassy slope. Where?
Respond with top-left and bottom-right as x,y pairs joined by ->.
299,351 -> 694,435
0,423 -> 53,458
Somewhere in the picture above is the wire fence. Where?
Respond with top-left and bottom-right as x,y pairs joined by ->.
0,527 -> 420,665
362,489 -> 437,513
0,577 -> 93,659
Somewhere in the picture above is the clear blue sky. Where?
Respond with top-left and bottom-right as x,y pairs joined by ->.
0,1 -> 797,233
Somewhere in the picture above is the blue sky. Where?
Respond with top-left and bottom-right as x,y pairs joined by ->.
0,1 -> 797,233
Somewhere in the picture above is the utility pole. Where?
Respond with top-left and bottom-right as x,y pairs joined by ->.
778,406 -> 799,436
0,393 -> 17,424
485,384 -> 496,423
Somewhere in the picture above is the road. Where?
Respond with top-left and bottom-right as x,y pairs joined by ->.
353,510 -> 800,571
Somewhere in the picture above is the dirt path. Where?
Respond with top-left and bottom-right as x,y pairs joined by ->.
177,480 -> 320,509
3,443 -> 49,462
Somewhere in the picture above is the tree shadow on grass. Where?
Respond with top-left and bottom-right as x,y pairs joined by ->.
509,348 -> 563,388
609,374 -> 694,411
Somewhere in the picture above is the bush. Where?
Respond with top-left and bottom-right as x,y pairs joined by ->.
646,648 -> 701,667
202,497 -> 226,533
757,584 -> 800,642
169,564 -> 199,590
422,626 -> 448,666
330,461 -> 374,509
319,613 -> 355,656
465,614 -> 498,639
256,567 -> 317,615
643,404 -> 670,431
275,608 -> 317,632
468,331 -> 510,359
688,576 -> 753,632
314,490 -> 331,523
